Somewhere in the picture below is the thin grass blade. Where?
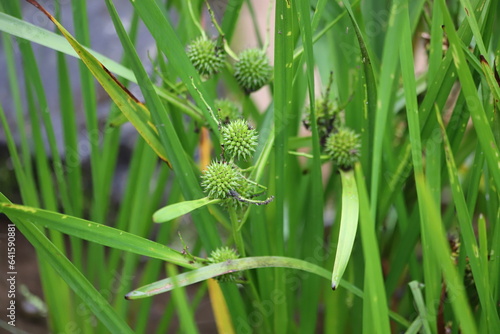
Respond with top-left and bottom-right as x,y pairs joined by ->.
354,164 -> 391,334
435,108 -> 500,331
207,279 -> 235,334
414,175 -> 478,334
408,281 -> 432,334
24,0 -> 171,165
437,0 -> 500,192
166,264 -> 200,334
0,194 -> 134,334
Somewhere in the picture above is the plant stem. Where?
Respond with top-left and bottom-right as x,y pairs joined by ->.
228,206 -> 245,257
186,0 -> 205,38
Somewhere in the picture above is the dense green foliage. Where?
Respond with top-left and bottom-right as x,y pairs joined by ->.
1,0 -> 499,333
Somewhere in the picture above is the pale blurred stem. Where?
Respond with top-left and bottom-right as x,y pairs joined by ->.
264,0 -> 273,50
190,77 -> 220,127
244,0 -> 264,48
224,40 -> 239,61
205,0 -> 224,37
228,206 -> 246,257
204,0 -> 239,61
187,0 -> 206,38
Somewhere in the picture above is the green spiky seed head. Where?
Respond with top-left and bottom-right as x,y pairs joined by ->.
208,246 -> 239,263
303,98 -> 341,142
208,247 -> 239,282
201,161 -> 243,200
187,37 -> 225,78
221,119 -> 258,160
234,49 -> 272,93
325,127 -> 361,170
215,99 -> 241,124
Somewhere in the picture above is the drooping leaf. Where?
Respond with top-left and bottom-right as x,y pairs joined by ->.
331,169 -> 359,289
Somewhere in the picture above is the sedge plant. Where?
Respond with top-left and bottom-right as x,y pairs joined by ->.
0,0 -> 499,333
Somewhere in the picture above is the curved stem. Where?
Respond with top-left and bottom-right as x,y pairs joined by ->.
189,76 -> 220,127
204,0 -> 224,37
187,0 -> 206,38
223,40 -> 240,61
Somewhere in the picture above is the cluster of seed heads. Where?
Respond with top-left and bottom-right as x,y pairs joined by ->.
303,92 -> 361,170
207,247 -> 239,282
187,35 -> 272,93
201,118 -> 272,208
188,29 -> 272,207
201,112 -> 259,205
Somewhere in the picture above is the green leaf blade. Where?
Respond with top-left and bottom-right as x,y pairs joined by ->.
153,197 -> 220,223
0,203 -> 199,269
331,169 -> 359,289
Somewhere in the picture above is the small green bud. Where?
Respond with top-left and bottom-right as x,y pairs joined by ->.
201,161 -> 244,200
221,119 -> 258,161
208,247 -> 239,282
187,36 -> 225,78
325,127 -> 361,170
234,49 -> 272,93
215,99 -> 241,124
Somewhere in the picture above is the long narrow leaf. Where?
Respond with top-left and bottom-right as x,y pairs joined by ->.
0,203 -> 200,269
355,164 -> 391,334
435,108 -> 500,331
437,0 -> 500,192
126,256 -> 355,300
414,175 -> 478,334
0,194 -> 134,334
